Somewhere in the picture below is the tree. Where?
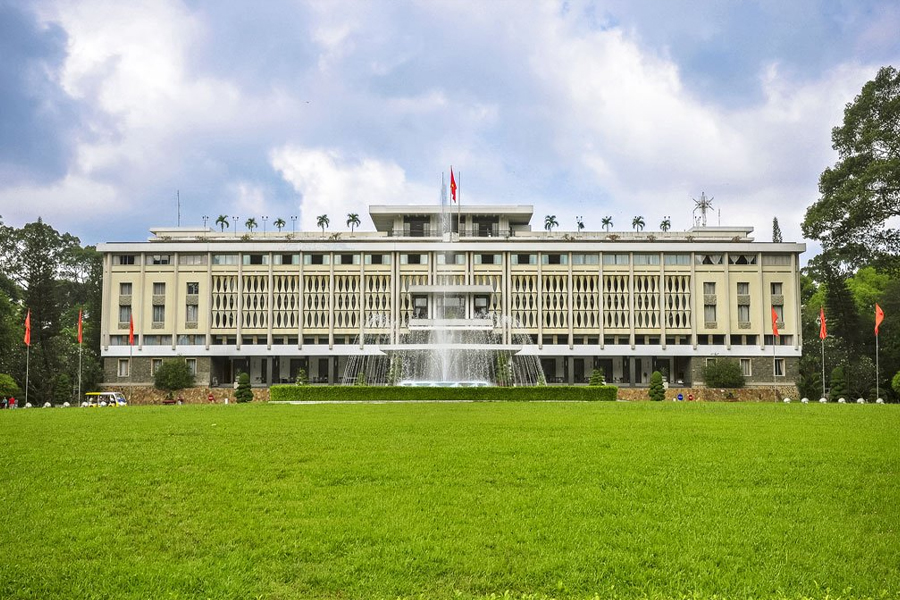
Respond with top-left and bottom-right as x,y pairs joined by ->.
544,215 -> 558,232
589,369 -> 605,386
660,217 -> 671,233
648,371 -> 665,401
273,218 -> 286,232
317,214 -> 330,234
295,368 -> 308,385
702,359 -> 745,388
802,66 -> 900,271
245,218 -> 257,232
829,366 -> 849,400
153,358 -> 195,399
215,215 -> 229,232
346,213 -> 360,232
632,216 -> 645,232
772,217 -> 783,242
0,373 -> 20,398
892,370 -> 900,397
601,216 -> 613,232
235,372 -> 253,403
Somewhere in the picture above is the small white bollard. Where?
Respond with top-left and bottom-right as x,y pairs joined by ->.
43,402 -> 51,408
801,398 -> 809,404
24,402 -> 32,408
838,398 -> 846,404
876,398 -> 885,404
62,402 -> 70,408
783,398 -> 791,403
819,398 -> 828,403
856,398 -> 866,404
81,401 -> 89,407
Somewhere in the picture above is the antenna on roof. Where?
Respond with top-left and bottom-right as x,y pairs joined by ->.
176,189 -> 181,227
692,192 -> 714,227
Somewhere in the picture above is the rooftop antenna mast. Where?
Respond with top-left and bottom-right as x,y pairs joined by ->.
692,192 -> 714,227
176,190 -> 181,227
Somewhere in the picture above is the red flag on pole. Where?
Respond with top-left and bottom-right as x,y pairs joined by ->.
24,310 -> 31,346
450,168 -> 457,203
875,303 -> 884,336
819,306 -> 827,340
77,309 -> 83,344
771,307 -> 780,338
129,314 -> 135,345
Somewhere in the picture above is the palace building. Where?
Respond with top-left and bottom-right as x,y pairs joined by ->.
97,203 -> 804,388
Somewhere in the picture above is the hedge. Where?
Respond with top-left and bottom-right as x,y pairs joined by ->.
269,385 -> 618,403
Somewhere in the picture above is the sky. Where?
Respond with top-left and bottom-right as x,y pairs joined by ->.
1,0 -> 899,253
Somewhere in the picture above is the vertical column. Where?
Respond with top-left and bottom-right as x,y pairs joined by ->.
793,253 -> 801,350
138,253 -> 146,349
101,253 -> 111,349
598,254 -> 604,350
758,253 -> 766,349
359,256 -> 365,349
172,252 -> 179,350
537,253 -> 543,348
236,254 -> 243,350
723,253 -> 732,350
328,253 -> 335,348
628,252 -> 635,349
659,252 -> 666,350
691,253 -> 698,349
503,251 -> 511,345
298,252 -> 304,349
205,251 -> 212,350
567,252 -> 574,348
391,252 -> 399,345
267,253 -> 274,349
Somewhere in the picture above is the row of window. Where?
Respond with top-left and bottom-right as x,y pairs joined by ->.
116,252 -> 795,268
707,357 -> 786,377
115,357 -> 198,378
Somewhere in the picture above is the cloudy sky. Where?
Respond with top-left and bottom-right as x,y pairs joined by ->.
1,0 -> 899,251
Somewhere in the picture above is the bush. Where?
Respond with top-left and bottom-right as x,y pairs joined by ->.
702,359 -> 745,388
269,385 -> 619,403
589,369 -> 605,386
235,372 -> 254,403
295,369 -> 308,386
0,373 -> 21,399
829,366 -> 849,401
154,359 -> 195,398
892,371 -> 900,397
648,371 -> 665,401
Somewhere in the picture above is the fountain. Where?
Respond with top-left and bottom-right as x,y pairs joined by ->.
342,193 -> 545,386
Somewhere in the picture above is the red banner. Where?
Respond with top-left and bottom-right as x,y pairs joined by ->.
129,315 -> 135,345
819,306 -> 827,340
771,307 -> 780,338
24,310 -> 31,347
450,168 -> 457,203
78,309 -> 83,344
875,303 -> 884,336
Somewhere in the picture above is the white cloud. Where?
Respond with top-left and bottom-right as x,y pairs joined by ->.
270,146 -> 433,231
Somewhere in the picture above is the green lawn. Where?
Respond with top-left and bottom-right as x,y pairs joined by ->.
1,402 -> 897,600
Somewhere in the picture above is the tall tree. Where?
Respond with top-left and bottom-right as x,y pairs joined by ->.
245,217 -> 257,232
215,215 -> 229,232
346,213 -> 360,232
273,218 -> 286,232
544,215 -> 558,232
317,214 -> 330,234
802,66 -> 900,271
660,217 -> 671,233
772,217 -> 783,242
601,216 -> 613,232
632,216 -> 645,232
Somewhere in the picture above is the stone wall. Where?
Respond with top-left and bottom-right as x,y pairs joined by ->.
617,385 -> 799,402
99,384 -> 269,405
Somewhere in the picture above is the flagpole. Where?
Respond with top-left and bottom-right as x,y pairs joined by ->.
457,170 -> 461,239
25,345 -> 29,407
820,336 -> 825,399
876,331 -> 880,400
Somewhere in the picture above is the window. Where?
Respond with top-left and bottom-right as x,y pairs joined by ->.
704,304 -> 717,322
474,254 -> 499,265
186,358 -> 197,376
303,254 -> 330,265
118,359 -> 130,377
602,254 -> 629,265
633,253 -> 660,265
114,255 -> 136,265
401,254 -> 427,265
729,254 -> 757,265
365,254 -> 390,265
153,282 -> 165,295
541,254 -> 568,265
118,305 -> 132,323
186,304 -> 199,322
737,282 -> 749,295
212,254 -> 238,265
572,253 -> 599,265
696,254 -> 723,265
177,334 -> 204,345
179,254 -> 207,265
664,254 -> 691,265
763,254 -> 791,265
740,358 -> 752,376
511,254 -> 536,265
703,282 -> 716,295
153,305 -> 165,323
273,254 -> 299,265
771,282 -> 783,295
773,305 -> 784,322
120,282 -> 132,295
774,358 -> 785,376
412,295 -> 428,318
151,359 -> 163,374
243,254 -> 268,265
437,252 -> 464,265
186,282 -> 199,295
738,304 -> 750,322
143,335 -> 171,345
149,254 -> 171,265
337,254 -> 359,265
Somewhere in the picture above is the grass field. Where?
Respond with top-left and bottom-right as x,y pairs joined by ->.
1,402 -> 898,600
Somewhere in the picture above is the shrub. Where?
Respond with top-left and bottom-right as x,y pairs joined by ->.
892,371 -> 900,397
269,385 -> 619,403
154,358 -> 195,398
702,359 -> 745,388
0,373 -> 20,398
589,369 -> 605,386
648,371 -> 665,401
235,372 -> 254,403
829,366 -> 848,401
295,369 -> 308,386
355,371 -> 367,386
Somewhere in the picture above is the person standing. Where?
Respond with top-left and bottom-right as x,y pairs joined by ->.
9,397 -> 16,409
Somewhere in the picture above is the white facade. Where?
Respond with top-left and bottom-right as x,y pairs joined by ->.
98,204 -> 804,387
